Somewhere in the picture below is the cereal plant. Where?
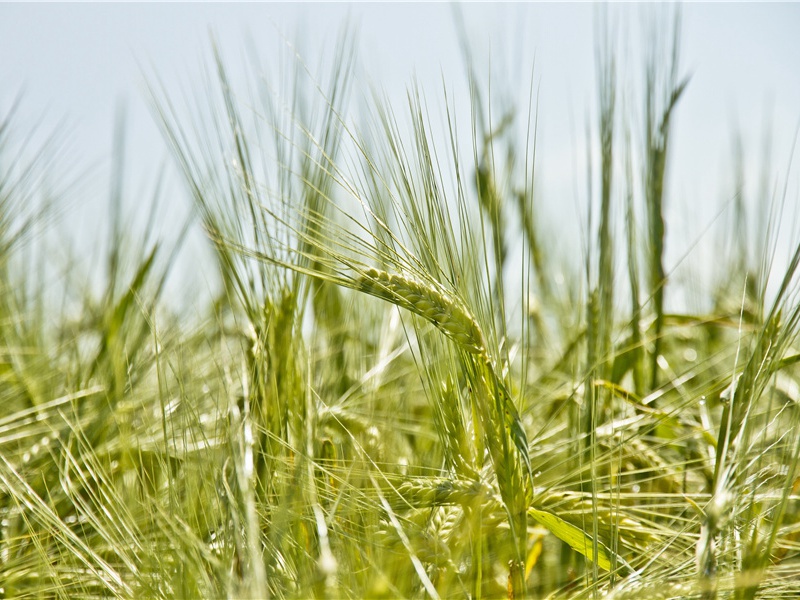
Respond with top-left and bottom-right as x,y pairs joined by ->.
1,9 -> 799,600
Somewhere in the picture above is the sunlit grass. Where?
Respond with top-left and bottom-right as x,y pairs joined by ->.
2,11 -> 800,599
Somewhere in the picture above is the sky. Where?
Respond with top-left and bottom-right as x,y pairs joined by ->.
2,3 -> 800,310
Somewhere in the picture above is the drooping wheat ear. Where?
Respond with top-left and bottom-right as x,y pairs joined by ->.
357,268 -> 487,356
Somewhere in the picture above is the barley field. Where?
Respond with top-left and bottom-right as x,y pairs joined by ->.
2,8 -> 800,599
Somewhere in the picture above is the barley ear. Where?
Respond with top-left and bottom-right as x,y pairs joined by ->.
357,268 -> 487,355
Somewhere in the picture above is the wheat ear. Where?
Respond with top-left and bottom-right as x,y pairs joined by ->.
358,268 -> 487,355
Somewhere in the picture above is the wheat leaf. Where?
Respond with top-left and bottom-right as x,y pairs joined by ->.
528,506 -> 632,575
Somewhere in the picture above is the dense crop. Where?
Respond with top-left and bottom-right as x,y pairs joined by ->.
2,11 -> 800,599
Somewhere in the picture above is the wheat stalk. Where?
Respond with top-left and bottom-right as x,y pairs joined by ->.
358,266 -> 533,592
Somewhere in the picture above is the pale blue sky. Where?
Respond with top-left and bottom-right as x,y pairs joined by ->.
2,3 -> 799,307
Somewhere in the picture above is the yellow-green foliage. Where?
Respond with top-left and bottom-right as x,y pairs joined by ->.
2,13 -> 800,600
